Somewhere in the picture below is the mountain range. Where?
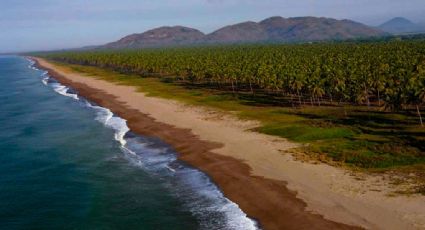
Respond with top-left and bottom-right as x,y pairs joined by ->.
102,16 -> 387,49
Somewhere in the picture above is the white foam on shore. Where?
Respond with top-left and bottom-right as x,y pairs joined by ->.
124,136 -> 259,230
27,59 -> 37,69
50,83 -> 79,100
84,101 -> 130,148
28,59 -> 259,230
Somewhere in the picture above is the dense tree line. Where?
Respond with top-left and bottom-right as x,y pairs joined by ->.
41,41 -> 425,126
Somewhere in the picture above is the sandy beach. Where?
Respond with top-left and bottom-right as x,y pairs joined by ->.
33,57 -> 425,230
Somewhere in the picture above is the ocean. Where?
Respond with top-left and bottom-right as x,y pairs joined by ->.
0,56 -> 257,230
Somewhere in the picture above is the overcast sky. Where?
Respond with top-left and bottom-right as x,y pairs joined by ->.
1,0 -> 424,53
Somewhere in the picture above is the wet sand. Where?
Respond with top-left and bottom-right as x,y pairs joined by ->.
32,57 -> 425,230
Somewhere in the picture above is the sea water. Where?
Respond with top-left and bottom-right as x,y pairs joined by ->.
0,56 -> 258,230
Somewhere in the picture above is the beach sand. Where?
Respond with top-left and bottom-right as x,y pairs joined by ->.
33,57 -> 425,230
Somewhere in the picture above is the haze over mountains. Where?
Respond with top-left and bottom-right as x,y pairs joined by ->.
378,17 -> 425,34
102,16 -> 387,49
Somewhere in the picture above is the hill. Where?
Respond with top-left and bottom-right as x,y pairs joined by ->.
379,17 -> 424,34
260,16 -> 385,42
104,26 -> 205,49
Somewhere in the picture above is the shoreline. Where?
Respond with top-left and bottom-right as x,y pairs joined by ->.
32,57 -> 425,229
32,58 -> 355,229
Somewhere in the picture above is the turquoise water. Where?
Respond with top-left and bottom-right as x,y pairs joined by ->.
0,56 -> 257,230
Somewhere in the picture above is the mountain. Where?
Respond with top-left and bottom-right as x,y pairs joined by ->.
102,16 -> 387,48
205,21 -> 268,43
104,26 -> 205,49
379,17 -> 424,34
258,16 -> 385,42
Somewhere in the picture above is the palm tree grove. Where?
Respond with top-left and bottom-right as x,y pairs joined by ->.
45,41 -> 425,125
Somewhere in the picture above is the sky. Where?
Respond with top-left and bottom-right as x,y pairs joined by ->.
0,0 -> 424,53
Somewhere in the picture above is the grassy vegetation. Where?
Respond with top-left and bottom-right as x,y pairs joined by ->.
53,61 -> 425,174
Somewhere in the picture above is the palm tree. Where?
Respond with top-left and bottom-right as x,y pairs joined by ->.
290,78 -> 304,105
